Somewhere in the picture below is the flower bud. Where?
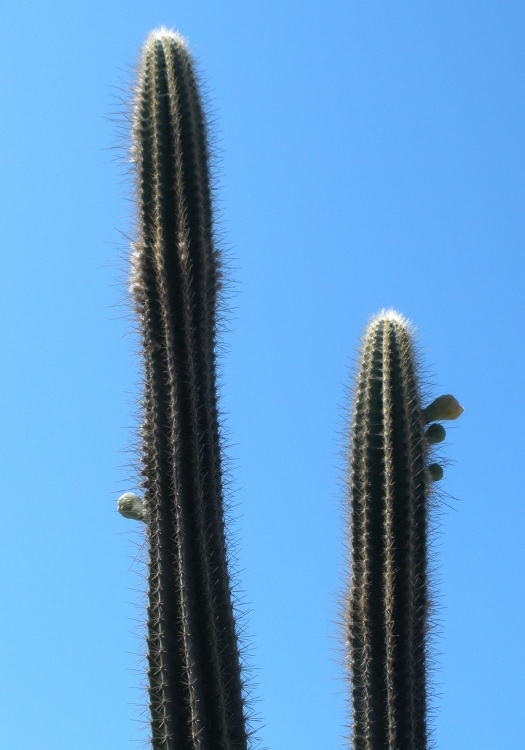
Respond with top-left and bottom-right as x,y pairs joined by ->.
428,463 -> 444,482
425,423 -> 446,444
118,492 -> 145,521
423,394 -> 464,423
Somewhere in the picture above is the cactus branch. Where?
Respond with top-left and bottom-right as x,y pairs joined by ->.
130,28 -> 248,750
346,310 -> 431,750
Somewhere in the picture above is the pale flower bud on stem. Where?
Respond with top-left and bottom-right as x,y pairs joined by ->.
423,394 -> 464,423
117,492 -> 145,521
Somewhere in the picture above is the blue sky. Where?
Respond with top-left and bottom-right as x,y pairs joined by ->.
0,2 -> 523,748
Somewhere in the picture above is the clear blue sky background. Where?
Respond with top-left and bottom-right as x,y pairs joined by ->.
0,2 -> 523,748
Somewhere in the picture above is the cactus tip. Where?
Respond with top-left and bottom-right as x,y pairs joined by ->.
144,26 -> 187,48
117,492 -> 145,522
370,308 -> 411,327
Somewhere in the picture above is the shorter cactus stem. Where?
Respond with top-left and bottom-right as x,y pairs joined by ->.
346,310 -> 431,750
346,310 -> 464,750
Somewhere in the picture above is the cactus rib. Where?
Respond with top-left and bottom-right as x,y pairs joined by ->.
130,28 -> 248,750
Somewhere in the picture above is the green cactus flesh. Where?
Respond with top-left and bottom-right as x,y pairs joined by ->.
131,29 -> 248,750
346,310 -> 431,750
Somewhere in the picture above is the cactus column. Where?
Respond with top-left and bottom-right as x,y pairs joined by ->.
130,29 -> 248,750
346,310 -> 433,750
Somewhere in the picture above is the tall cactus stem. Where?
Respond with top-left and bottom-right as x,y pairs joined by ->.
346,310 -> 432,750
130,28 -> 248,750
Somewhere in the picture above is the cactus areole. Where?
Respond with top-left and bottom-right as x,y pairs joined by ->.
130,29 -> 248,750
347,310 -> 432,750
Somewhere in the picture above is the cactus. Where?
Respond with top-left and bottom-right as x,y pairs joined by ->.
117,26 -> 465,750
345,309 -> 462,750
126,28 -> 249,750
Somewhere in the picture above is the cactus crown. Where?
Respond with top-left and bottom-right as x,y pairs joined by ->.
130,27 -> 222,315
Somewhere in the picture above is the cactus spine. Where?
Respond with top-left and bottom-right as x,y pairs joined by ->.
346,310 -> 433,750
130,29 -> 248,750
